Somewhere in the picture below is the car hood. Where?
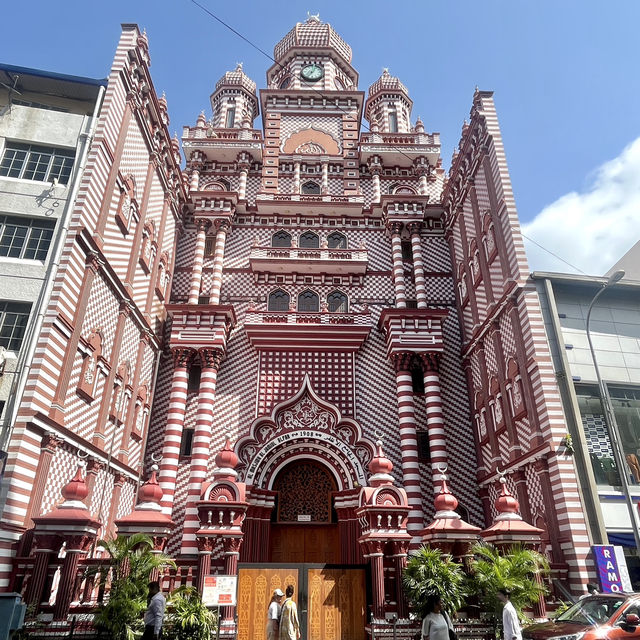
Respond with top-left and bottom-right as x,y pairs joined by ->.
523,621 -> 592,639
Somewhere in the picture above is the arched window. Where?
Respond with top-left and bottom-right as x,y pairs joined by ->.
327,232 -> 347,249
268,289 -> 290,311
299,231 -> 319,248
279,77 -> 291,90
327,290 -> 348,313
271,230 -> 292,248
388,111 -> 398,133
301,181 -> 320,195
225,107 -> 236,128
394,185 -> 416,195
298,290 -> 319,312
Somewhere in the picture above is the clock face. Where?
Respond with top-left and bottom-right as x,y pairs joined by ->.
301,64 -> 324,82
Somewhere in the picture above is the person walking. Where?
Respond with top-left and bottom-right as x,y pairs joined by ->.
279,585 -> 300,640
497,589 -> 522,640
142,581 -> 166,640
421,594 -> 454,640
267,588 -> 284,640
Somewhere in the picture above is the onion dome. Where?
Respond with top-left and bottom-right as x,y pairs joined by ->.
61,462 -> 89,506
213,435 -> 239,480
415,117 -> 425,133
274,15 -> 352,64
494,475 -> 522,521
368,69 -> 410,101
368,440 -> 394,487
433,472 -> 460,519
196,111 -> 207,128
137,465 -> 163,510
215,63 -> 257,97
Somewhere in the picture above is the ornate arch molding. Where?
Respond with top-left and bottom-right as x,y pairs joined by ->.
281,127 -> 341,155
237,376 -> 374,489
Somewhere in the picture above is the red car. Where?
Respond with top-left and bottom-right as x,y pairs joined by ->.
524,594 -> 640,640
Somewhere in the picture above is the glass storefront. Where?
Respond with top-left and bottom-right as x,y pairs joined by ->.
578,385 -> 640,489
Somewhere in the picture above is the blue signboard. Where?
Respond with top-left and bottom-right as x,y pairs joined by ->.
592,545 -> 632,592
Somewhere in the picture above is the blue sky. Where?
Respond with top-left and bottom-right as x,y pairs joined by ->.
2,1 -> 639,274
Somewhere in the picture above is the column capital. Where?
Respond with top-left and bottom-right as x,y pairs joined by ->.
197,348 -> 225,370
171,347 -> 195,369
222,537 -> 243,555
390,352 -> 415,373
214,218 -> 232,233
419,352 -> 440,373
387,221 -> 404,236
195,218 -> 212,232
408,222 -> 423,236
41,432 -> 62,454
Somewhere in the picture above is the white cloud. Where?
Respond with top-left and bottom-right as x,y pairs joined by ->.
522,137 -> 640,276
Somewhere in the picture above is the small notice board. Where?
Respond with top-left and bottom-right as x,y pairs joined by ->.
202,575 -> 238,607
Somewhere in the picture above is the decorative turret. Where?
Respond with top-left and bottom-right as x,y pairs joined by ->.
115,462 -> 175,543
480,474 -> 543,546
368,440 -> 394,487
209,63 -> 259,129
365,69 -> 413,133
213,434 -> 239,481
421,466 -> 480,556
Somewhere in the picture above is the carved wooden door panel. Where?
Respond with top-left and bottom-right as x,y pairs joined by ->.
307,568 -> 366,640
236,567 -> 300,640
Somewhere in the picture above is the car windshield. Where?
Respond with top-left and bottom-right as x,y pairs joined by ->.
556,597 -> 626,625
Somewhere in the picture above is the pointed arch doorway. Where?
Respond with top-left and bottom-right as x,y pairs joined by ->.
270,459 -> 340,563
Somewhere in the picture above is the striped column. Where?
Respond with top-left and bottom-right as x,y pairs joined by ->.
389,223 -> 406,308
391,353 -> 423,546
159,348 -> 193,515
293,160 -> 301,193
181,348 -> 223,553
409,222 -> 427,309
321,160 -> 329,194
188,220 -> 209,304
418,174 -> 428,195
237,153 -> 250,200
420,353 -> 448,491
209,219 -> 230,305
190,167 -> 200,192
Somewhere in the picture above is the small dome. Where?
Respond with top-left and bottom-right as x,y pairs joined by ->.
495,476 -> 521,518
61,463 -> 89,503
138,466 -> 163,505
433,476 -> 459,516
196,111 -> 207,128
214,436 -> 239,479
368,68 -> 409,99
215,62 -> 257,96
274,16 -> 352,64
368,440 -> 394,486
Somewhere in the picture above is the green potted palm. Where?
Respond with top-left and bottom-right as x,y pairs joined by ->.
93,533 -> 175,640
165,586 -> 217,640
403,546 -> 468,619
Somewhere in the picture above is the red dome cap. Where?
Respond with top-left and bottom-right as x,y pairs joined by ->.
368,440 -> 393,476
495,476 -> 521,519
138,466 -> 163,505
434,476 -> 459,514
61,463 -> 89,503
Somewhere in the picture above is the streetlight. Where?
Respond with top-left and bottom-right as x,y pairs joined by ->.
585,269 -> 640,553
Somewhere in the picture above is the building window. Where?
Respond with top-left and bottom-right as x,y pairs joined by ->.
301,181 -> 320,195
279,77 -> 291,90
187,365 -> 201,393
401,240 -> 413,262
327,290 -> 348,313
0,301 -> 31,352
272,230 -> 292,248
417,431 -> 430,462
327,232 -> 347,249
298,290 -> 319,312
578,385 -> 640,489
388,111 -> 398,133
180,428 -> 195,457
225,107 -> 236,128
268,289 -> 290,311
0,215 -> 56,260
299,231 -> 319,248
0,142 -> 75,184
411,366 -> 425,393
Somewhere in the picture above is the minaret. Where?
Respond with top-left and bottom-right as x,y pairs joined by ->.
210,63 -> 259,129
365,69 -> 413,133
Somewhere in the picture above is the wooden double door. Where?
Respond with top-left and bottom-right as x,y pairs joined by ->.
237,564 -> 367,640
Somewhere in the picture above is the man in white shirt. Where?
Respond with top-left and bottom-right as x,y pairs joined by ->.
498,590 -> 522,640
143,581 -> 166,640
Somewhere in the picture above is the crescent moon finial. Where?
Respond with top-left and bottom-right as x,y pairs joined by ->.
436,463 -> 448,474
77,450 -> 89,459
150,452 -> 162,463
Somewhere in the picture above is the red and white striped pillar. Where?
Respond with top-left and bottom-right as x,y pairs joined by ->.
368,156 -> 382,203
181,348 -> 223,553
389,222 -> 406,309
391,353 -> 423,545
54,534 -> 93,620
237,152 -> 250,200
189,154 -> 204,193
420,353 -> 448,491
209,219 -> 231,305
222,537 -> 242,622
293,160 -> 301,193
409,222 -> 428,308
158,348 -> 194,515
188,219 -> 210,304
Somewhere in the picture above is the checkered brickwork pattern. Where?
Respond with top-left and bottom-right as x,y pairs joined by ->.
279,115 -> 343,152
259,351 -> 353,416
40,446 -> 81,517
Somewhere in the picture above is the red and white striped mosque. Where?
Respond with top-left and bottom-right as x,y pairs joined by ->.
0,18 -> 595,637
